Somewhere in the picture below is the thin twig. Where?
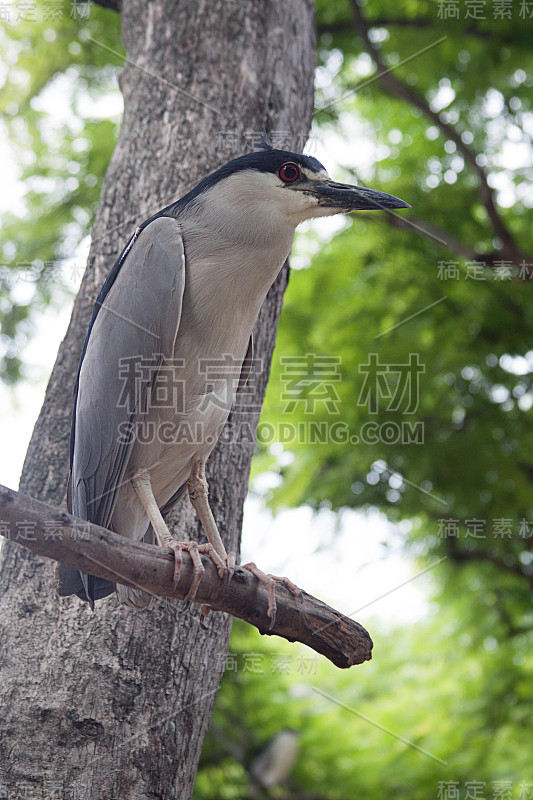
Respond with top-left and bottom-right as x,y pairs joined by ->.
348,0 -> 524,262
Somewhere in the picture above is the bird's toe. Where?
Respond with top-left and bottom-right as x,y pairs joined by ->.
183,541 -> 205,602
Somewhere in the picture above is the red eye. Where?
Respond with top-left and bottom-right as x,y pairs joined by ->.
279,163 -> 300,183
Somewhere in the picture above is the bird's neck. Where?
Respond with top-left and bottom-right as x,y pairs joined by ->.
178,201 -> 295,329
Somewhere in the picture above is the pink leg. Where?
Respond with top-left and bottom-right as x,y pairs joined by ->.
131,470 -> 223,601
188,460 -> 237,584
187,460 -> 235,574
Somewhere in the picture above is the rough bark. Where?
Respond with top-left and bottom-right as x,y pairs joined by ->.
0,1 -> 316,798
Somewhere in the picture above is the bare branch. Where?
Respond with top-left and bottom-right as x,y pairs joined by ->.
358,211 -> 479,261
92,0 -> 121,11
348,0 -> 524,262
0,484 -> 373,669
444,536 -> 533,586
415,512 -> 533,587
358,210 -> 532,267
318,17 -> 518,44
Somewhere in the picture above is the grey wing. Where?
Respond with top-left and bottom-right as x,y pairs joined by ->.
71,216 -> 186,530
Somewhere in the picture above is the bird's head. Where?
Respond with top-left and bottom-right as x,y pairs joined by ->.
176,147 -> 410,230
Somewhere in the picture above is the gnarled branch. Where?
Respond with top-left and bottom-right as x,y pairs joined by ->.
349,0 -> 525,263
318,17 -> 519,45
0,483 -> 372,669
358,210 -> 532,271
92,0 -> 121,11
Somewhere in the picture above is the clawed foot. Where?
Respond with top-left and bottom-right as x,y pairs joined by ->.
241,562 -> 301,628
162,538 -> 236,604
162,535 -> 298,626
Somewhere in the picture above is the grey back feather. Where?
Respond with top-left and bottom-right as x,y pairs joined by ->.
71,217 -> 186,530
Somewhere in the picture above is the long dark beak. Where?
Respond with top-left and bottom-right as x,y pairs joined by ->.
313,180 -> 410,211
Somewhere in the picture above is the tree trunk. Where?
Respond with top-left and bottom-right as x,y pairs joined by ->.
0,1 -> 315,797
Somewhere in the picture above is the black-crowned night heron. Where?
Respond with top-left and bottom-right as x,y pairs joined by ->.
57,146 -> 409,617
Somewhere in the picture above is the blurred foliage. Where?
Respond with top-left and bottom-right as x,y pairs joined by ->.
2,0 -> 533,796
195,618 -> 533,798
244,2 -> 532,794
255,0 -> 533,634
0,1 -> 121,381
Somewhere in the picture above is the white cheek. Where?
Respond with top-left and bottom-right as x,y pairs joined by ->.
279,189 -> 317,217
300,204 -> 347,220
286,193 -> 347,223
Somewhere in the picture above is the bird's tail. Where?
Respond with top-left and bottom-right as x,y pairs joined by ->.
56,564 -> 151,609
113,523 -> 154,608
55,564 -> 115,609
116,584 -> 153,609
